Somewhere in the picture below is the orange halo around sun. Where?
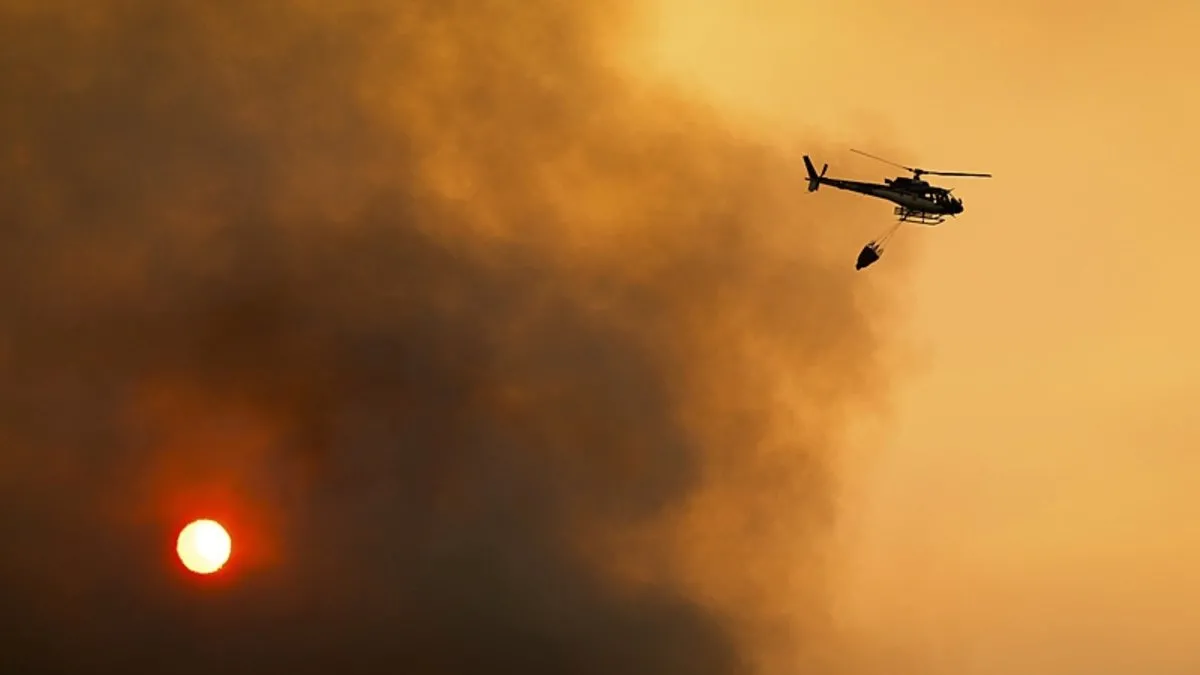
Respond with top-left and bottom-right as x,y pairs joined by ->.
176,519 -> 232,574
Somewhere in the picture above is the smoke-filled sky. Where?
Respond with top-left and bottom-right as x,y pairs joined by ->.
0,2 -> 911,674
6,1 -> 1196,674
627,1 -> 1200,674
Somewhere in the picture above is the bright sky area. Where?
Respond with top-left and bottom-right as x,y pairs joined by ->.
626,1 -> 1200,673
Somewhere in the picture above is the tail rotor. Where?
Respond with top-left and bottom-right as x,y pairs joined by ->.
802,155 -> 827,192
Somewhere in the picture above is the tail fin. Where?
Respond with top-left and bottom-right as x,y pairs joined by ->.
802,155 -> 828,192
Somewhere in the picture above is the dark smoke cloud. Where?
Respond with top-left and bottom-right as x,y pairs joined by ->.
0,1 -> 903,673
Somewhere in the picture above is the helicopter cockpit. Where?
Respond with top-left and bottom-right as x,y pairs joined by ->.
928,190 -> 961,207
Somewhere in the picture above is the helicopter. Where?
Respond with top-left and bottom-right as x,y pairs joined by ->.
802,149 -> 991,269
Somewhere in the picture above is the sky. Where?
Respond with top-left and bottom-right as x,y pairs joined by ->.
3,1 -> 1198,674
626,1 -> 1200,673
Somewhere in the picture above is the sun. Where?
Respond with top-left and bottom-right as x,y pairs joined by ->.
176,519 -> 232,574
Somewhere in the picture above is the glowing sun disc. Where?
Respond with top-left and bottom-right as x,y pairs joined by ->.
176,519 -> 232,574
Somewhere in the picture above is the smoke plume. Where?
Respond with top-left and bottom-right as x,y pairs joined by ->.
0,1 -> 905,673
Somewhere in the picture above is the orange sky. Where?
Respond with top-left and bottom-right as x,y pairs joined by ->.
628,1 -> 1200,673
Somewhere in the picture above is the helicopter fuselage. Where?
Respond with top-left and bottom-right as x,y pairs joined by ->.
814,177 -> 962,219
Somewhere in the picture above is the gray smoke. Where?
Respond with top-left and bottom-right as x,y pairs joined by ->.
0,1 -> 903,673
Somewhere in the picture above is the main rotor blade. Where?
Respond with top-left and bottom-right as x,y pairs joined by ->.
921,170 -> 992,177
851,148 -> 992,178
850,148 -> 915,172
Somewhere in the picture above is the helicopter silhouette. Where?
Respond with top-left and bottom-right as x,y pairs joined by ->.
802,148 -> 991,269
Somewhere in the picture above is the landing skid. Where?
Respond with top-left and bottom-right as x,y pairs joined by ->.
894,206 -> 944,225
